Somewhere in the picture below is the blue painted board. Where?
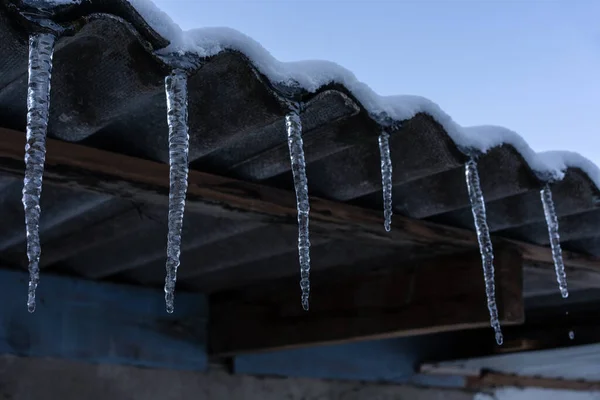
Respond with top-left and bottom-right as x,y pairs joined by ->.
0,268 -> 207,370
234,332 -> 480,387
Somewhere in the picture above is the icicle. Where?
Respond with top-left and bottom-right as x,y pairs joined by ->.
285,103 -> 311,311
164,69 -> 190,314
378,131 -> 393,232
540,184 -> 569,298
465,159 -> 503,345
23,33 -> 56,313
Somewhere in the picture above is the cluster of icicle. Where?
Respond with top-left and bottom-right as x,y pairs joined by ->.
21,32 -> 569,338
20,32 -> 196,314
376,135 -> 568,343
463,159 -> 569,344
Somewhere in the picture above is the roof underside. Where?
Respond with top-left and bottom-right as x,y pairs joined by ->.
0,4 -> 599,301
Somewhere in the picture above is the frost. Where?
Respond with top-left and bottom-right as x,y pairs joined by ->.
465,159 -> 503,345
164,69 -> 190,314
285,103 -> 311,311
23,33 -> 55,313
540,184 -> 568,298
378,131 -> 393,232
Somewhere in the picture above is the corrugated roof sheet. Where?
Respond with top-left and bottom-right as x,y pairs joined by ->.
0,1 -> 599,299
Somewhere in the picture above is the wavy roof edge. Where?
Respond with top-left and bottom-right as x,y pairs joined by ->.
6,0 -> 600,191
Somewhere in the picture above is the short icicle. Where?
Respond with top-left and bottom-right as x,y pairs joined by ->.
23,32 -> 56,313
164,69 -> 190,314
378,131 -> 393,232
465,158 -> 503,345
540,184 -> 568,298
285,102 -> 311,311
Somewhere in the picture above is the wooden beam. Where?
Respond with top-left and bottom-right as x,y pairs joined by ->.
466,371 -> 600,392
209,249 -> 524,356
0,127 -> 598,270
523,263 -> 600,298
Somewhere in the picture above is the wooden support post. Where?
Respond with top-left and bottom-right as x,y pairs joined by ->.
209,249 -> 524,356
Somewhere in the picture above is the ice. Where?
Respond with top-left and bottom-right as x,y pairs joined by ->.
378,131 -> 393,232
285,103 -> 311,311
164,69 -> 190,314
569,330 -> 575,340
540,184 -> 569,298
465,159 -> 503,345
23,32 -> 55,313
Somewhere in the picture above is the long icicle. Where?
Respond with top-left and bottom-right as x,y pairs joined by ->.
378,131 -> 393,232
285,103 -> 311,311
23,32 -> 56,313
164,69 -> 190,314
540,184 -> 569,298
465,158 -> 503,345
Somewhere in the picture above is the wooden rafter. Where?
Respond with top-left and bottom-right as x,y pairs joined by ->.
0,126 -> 599,271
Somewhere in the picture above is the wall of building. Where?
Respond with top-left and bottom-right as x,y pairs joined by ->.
0,355 -> 474,400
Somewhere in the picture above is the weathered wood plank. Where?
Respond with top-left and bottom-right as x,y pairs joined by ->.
0,126 -> 598,270
465,372 -> 600,392
209,250 -> 524,356
0,268 -> 207,370
39,206 -> 147,268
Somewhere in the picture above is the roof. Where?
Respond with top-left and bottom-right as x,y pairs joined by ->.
0,0 -> 599,302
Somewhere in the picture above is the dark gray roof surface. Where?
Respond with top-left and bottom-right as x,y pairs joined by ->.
0,1 -> 599,298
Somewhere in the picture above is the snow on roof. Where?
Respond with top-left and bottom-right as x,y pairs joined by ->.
78,0 -> 600,190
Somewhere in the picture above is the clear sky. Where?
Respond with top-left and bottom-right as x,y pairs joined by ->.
151,0 -> 599,165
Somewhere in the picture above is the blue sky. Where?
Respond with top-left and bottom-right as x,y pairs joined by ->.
152,0 -> 599,165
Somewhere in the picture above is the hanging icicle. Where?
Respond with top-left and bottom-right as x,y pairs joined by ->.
285,102 -> 311,311
378,131 -> 393,232
465,158 -> 503,345
23,32 -> 56,313
164,69 -> 190,314
540,184 -> 568,298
